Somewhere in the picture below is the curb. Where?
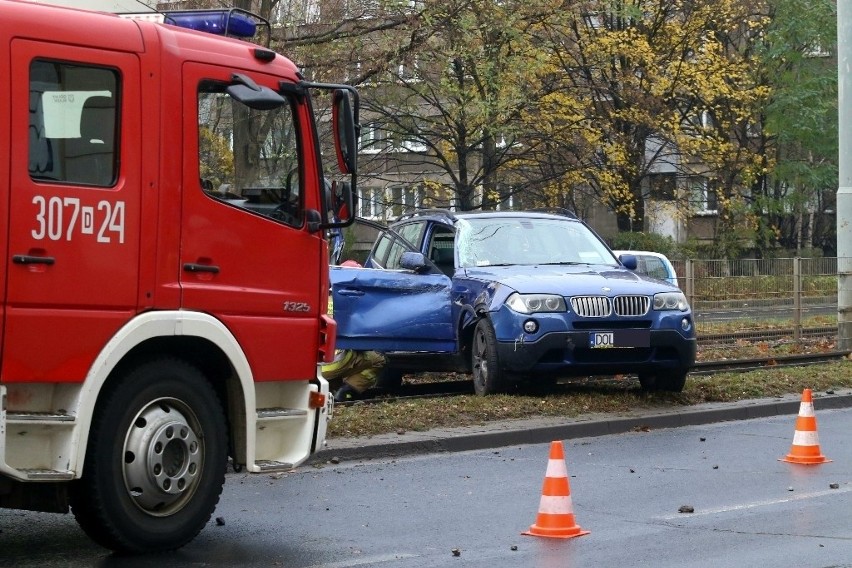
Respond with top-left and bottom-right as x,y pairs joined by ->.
310,391 -> 852,464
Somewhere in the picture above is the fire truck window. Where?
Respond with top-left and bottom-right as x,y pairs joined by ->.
198,86 -> 303,228
28,60 -> 119,187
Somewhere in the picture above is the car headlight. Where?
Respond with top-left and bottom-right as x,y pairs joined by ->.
653,291 -> 689,311
506,293 -> 567,314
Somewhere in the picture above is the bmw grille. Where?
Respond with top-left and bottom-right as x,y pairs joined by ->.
570,295 -> 650,317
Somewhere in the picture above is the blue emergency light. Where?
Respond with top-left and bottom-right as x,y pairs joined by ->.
164,9 -> 257,38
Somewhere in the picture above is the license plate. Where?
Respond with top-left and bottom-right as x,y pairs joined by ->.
589,330 -> 650,348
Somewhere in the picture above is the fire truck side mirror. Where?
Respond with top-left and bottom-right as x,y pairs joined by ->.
306,83 -> 359,231
332,89 -> 356,175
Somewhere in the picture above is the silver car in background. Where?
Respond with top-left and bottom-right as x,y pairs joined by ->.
613,250 -> 679,287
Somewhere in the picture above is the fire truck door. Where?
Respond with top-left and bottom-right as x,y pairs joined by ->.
180,63 -> 325,381
4,41 -> 141,383
0,37 -> 8,359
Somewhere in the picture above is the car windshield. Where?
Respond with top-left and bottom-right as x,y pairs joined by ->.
455,217 -> 618,268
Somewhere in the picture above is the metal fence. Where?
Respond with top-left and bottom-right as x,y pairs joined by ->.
673,257 -> 845,347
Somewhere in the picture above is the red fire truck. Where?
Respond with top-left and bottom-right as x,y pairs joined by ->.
0,1 -> 358,553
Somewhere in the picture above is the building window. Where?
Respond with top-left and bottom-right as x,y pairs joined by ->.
272,1 -> 320,25
389,186 -> 403,218
387,128 -> 426,153
400,135 -> 426,152
648,172 -> 676,201
396,56 -> 421,82
582,13 -> 603,29
688,176 -> 718,213
359,187 -> 383,219
359,122 -> 382,153
374,185 -> 426,218
402,185 -> 425,214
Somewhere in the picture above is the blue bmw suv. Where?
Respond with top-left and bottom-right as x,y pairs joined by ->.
330,209 -> 696,394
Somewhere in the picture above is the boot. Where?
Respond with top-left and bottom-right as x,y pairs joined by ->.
334,383 -> 362,403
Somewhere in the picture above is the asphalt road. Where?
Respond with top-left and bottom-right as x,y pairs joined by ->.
2,390 -> 852,567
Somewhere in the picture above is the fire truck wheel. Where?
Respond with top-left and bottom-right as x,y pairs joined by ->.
70,358 -> 227,553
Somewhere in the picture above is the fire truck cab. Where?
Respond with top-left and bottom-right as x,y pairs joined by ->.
0,1 -> 357,553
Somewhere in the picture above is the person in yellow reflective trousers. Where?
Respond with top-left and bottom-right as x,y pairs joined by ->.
322,349 -> 387,402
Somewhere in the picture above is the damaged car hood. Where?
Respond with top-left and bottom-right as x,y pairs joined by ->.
460,264 -> 678,296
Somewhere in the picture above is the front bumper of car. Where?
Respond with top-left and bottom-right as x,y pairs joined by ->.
489,307 -> 697,376
494,329 -> 697,376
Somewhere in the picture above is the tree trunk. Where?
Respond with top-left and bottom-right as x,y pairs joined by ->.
480,132 -> 497,210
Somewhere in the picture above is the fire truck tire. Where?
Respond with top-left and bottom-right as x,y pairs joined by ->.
70,358 -> 228,553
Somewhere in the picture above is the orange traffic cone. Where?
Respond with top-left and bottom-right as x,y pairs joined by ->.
522,440 -> 590,539
779,389 -> 831,465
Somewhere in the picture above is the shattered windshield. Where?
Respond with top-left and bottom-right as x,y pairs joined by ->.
456,217 -> 618,268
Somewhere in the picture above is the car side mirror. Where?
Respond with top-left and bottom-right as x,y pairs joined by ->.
619,254 -> 638,270
400,251 -> 427,272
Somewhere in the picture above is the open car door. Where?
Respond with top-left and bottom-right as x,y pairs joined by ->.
330,228 -> 455,353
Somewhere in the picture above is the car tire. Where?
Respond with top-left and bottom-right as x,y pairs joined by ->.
471,318 -> 504,395
70,358 -> 227,553
639,369 -> 688,392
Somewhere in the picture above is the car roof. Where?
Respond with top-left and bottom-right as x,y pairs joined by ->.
391,208 -> 581,228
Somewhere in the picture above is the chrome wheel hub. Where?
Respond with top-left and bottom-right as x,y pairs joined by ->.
123,399 -> 203,515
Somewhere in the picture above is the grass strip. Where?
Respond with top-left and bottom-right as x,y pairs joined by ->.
328,359 -> 852,439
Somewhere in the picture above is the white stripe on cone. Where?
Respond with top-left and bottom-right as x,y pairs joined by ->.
797,402 -> 815,417
792,430 -> 820,446
537,495 -> 575,514
545,459 -> 568,478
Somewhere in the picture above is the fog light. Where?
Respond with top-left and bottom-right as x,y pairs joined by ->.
681,317 -> 692,332
523,319 -> 539,334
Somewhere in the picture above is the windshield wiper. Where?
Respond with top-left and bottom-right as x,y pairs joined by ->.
539,261 -> 588,266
